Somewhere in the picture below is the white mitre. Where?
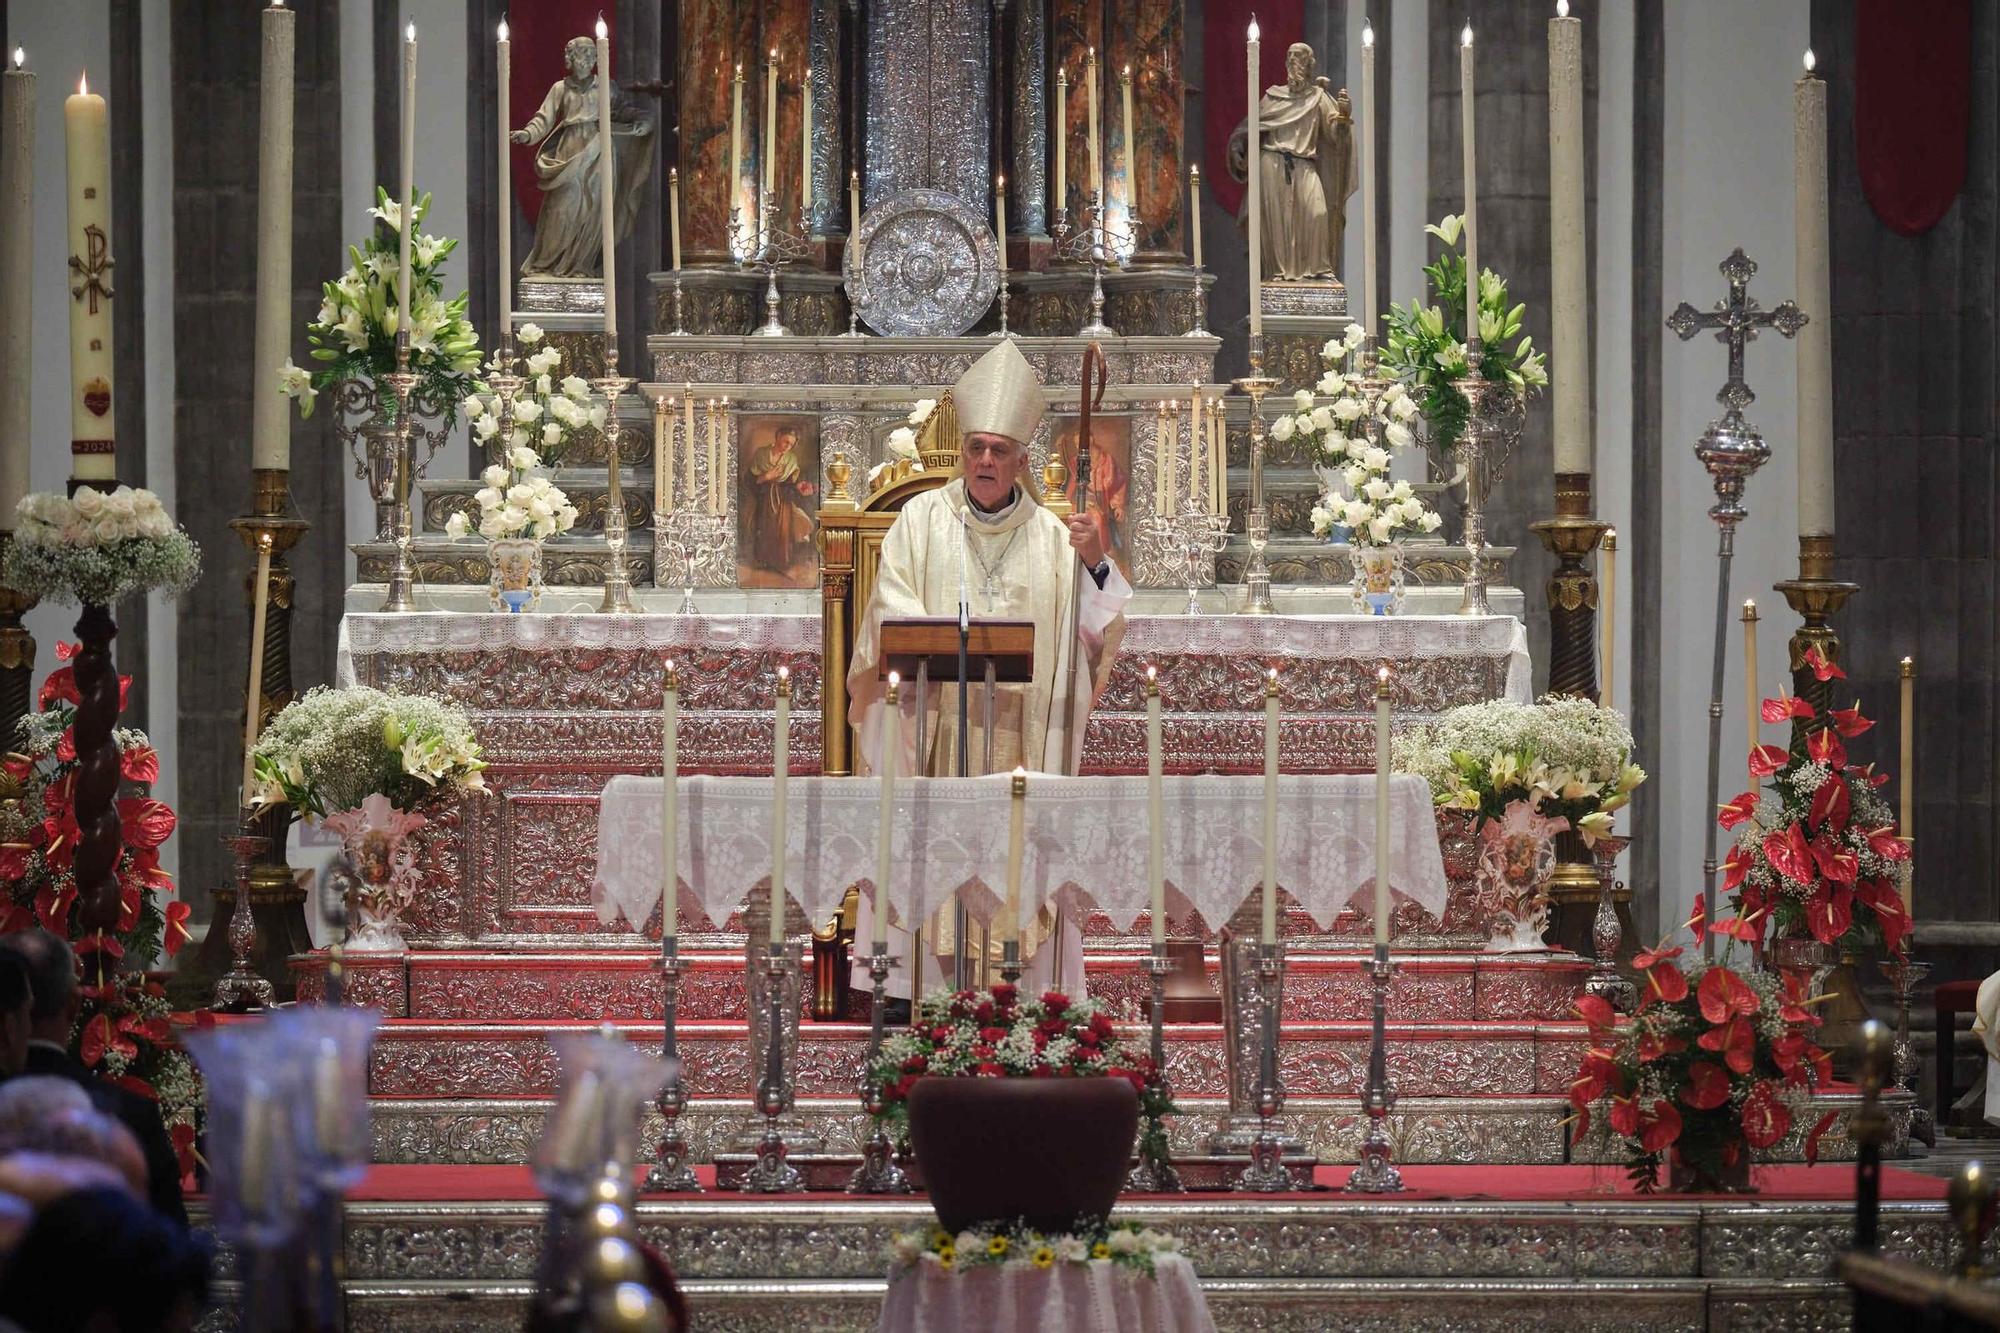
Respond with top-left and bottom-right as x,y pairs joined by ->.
953,339 -> 1047,445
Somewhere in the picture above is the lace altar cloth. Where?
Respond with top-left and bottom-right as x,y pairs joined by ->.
594,772 -> 1447,937
1119,613 -> 1530,701
337,612 -> 819,683
878,1254 -> 1217,1333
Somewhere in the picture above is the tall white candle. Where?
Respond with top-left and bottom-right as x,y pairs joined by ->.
1120,64 -> 1135,214
1599,529 -> 1616,709
763,51 -> 778,201
1459,25 -> 1478,345
657,394 -> 674,508
848,170 -> 863,272
1359,24 -> 1377,341
595,20 -> 617,340
1374,666 -> 1392,946
64,72 -> 115,482
1054,69 -> 1068,217
1,51 -> 34,522
241,535 -> 273,803
662,660 -> 678,943
1086,49 -> 1102,199
1209,398 -> 1224,515
496,20 -> 513,336
1146,668 -> 1165,947
875,673 -> 899,954
252,2 -> 295,472
398,26 -> 416,351
801,71 -> 813,221
668,167 -> 682,272
770,667 -> 790,948
1004,767 -> 1027,947
729,65 -> 745,217
1795,51 -> 1834,536
1548,3 -> 1588,472
1188,163 -> 1203,268
1261,667 -> 1279,945
1742,599 -> 1759,757
995,174 -> 1007,277
1246,21 -> 1263,337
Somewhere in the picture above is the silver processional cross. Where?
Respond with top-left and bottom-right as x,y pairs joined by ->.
1666,247 -> 1807,961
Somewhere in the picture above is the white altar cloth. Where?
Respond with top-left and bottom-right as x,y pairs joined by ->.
336,611 -> 819,685
878,1254 -> 1216,1333
593,772 -> 1448,936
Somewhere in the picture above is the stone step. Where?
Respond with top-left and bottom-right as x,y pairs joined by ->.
294,948 -> 1592,1025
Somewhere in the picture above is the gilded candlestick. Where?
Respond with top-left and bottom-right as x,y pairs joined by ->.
1773,532 -> 1858,748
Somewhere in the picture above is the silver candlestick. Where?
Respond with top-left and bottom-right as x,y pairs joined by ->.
1236,944 -> 1291,1191
667,273 -> 690,336
591,359 -> 640,614
659,508 -> 727,616
210,828 -> 274,1012
848,949 -> 912,1194
1666,248 -> 1802,959
742,944 -> 805,1192
1453,339 -> 1493,617
1185,267 -> 1210,338
1126,944 -> 1183,1192
1234,340 -> 1279,616
643,942 -> 702,1192
1343,944 -> 1405,1192
731,200 -> 811,338
1052,192 -> 1136,339
379,331 -> 421,613
1880,955 -> 1937,1148
1582,834 -> 1636,1013
1139,512 -> 1231,616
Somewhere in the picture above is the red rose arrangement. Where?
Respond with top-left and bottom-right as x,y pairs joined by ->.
1714,646 -> 1911,954
1570,919 -> 1838,1191
869,985 -> 1177,1164
0,645 -> 201,1176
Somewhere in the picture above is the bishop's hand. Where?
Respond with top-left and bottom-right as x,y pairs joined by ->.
1067,513 -> 1107,571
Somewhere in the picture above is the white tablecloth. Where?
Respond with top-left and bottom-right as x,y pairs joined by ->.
593,772 -> 1447,936
337,611 -> 817,686
879,1254 -> 1217,1333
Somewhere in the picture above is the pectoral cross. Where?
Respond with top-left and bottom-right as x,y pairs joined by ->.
68,223 -> 114,315
1666,247 -> 1804,433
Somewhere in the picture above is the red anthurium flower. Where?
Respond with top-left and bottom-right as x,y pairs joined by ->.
1718,791 -> 1762,830
117,798 -> 176,851
1741,1080 -> 1793,1149
1698,1014 -> 1758,1075
1803,644 -> 1846,682
1642,958 -> 1690,1006
1697,966 -> 1759,1024
37,667 -> 79,710
161,899 -> 191,958
1638,1099 -> 1684,1154
1710,914 -> 1766,944
1637,1031 -> 1687,1062
1681,1061 -> 1732,1111
78,1013 -> 137,1069
1570,1048 -> 1620,1108
54,728 -> 75,764
1809,833 -> 1859,885
1762,693 -> 1814,723
1864,826 -> 1912,862
1808,776 -> 1851,834
1772,1032 -> 1812,1085
120,744 -> 160,784
1856,878 -> 1911,955
54,641 -> 77,662
1684,896 -> 1708,944
1807,726 -> 1848,770
1802,1110 -> 1841,1166
115,881 -> 140,935
1779,971 -> 1824,1027
1572,993 -> 1618,1040
1829,704 -> 1874,738
109,1074 -> 159,1103
34,884 -> 74,936
1805,885 -> 1855,945
1748,744 -> 1791,777
1607,1095 -> 1640,1139
1720,845 -> 1753,893
0,843 -> 30,882
74,933 -> 124,961
1763,825 -> 1814,884
1632,943 -> 1684,969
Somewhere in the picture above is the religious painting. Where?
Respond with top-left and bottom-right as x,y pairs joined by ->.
735,415 -> 821,589
1048,414 -> 1132,573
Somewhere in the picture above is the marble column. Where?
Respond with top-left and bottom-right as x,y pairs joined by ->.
1108,0 -> 1185,262
1048,0 -> 1101,225
679,0 -> 747,261
765,0 -> 813,233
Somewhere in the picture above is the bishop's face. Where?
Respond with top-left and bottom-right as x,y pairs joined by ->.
961,432 -> 1026,510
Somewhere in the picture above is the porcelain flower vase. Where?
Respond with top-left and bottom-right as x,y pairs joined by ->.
1474,801 -> 1566,953
1349,542 -> 1408,615
486,536 -> 544,613
321,793 -> 426,952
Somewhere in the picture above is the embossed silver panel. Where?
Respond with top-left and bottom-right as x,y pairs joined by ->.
849,190 -> 1000,337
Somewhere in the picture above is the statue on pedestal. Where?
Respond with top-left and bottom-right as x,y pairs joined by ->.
1226,42 -> 1357,282
512,36 -> 659,280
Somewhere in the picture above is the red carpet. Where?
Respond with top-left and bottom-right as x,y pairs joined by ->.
308,1161 -> 1939,1205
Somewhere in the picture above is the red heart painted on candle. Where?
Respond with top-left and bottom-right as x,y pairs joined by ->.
82,378 -> 111,417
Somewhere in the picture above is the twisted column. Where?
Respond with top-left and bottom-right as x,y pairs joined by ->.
69,604 -> 122,933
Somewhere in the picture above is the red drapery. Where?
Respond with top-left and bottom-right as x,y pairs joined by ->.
506,2 -> 619,226
1201,0 -> 1304,218
1853,0 -> 1970,237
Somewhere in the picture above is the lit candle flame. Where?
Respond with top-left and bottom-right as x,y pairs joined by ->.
1123,64 -> 1132,80
11,48 -> 23,69
1462,23 -> 1474,47
1743,598 -> 1756,612
1146,664 -> 1157,683
77,71 -> 87,96
1556,0 -> 1569,17
405,22 -> 416,42
777,665 -> 790,682
1362,23 -> 1374,48
497,18 -> 508,41
1803,48 -> 1816,73
996,173 -> 1005,191
1378,665 -> 1392,685
1247,19 -> 1259,42
596,16 -> 608,40
887,669 -> 899,689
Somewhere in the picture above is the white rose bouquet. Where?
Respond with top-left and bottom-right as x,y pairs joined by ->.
4,487 -> 201,605
279,187 -> 483,428
1296,324 -> 1442,547
460,324 -> 607,467
444,443 -> 580,544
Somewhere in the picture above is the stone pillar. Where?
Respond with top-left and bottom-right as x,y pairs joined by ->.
1010,0 -> 1049,237
1048,0 -> 1102,225
1108,0 -> 1185,262
680,0 -> 747,262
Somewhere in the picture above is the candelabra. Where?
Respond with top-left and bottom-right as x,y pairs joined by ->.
731,199 -> 812,338
1666,247 -> 1802,958
380,331 -> 421,613
659,508 -> 728,616
848,949 -> 911,1194
210,829 -> 274,1012
1233,339 -> 1279,616
1582,835 -> 1637,1013
1051,191 -> 1136,339
742,944 -> 806,1192
1236,945 -> 1291,1192
1126,944 -> 1183,1193
1774,533 -> 1858,738
1529,472 -> 1611,699
591,358 -> 640,614
1343,945 -> 1405,1193
1452,340 -> 1496,617
1138,511 -> 1231,616
643,940 -> 702,1192
1879,954 -> 1937,1148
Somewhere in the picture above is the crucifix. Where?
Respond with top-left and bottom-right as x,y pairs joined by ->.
1667,247 -> 1806,960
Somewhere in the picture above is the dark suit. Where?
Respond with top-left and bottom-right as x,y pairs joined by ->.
23,1040 -> 187,1224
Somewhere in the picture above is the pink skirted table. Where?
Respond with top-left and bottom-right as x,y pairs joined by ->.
878,1254 -> 1217,1333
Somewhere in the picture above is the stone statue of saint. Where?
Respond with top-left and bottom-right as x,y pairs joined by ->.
511,36 -> 659,280
1225,42 -> 1357,282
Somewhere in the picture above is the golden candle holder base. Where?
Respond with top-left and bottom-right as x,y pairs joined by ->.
1773,533 -> 1858,746
1527,472 -> 1610,700
0,533 -> 40,747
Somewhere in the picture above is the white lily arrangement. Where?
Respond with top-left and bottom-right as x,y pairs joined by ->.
1294,324 -> 1442,547
444,443 -> 580,544
279,187 -> 483,428
461,324 -> 607,466
870,397 -> 938,486
4,487 -> 201,605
